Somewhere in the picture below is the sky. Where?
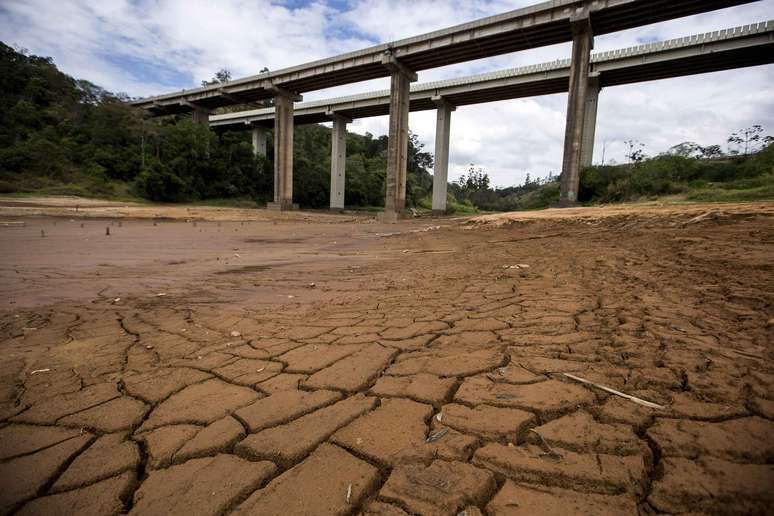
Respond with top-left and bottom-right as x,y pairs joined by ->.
1,0 -> 773,187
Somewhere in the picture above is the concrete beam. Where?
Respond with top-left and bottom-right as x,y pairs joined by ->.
381,53 -> 418,82
559,13 -> 594,205
265,84 -> 303,102
580,73 -> 600,168
266,94 -> 298,211
218,88 -> 265,110
251,125 -> 268,157
183,100 -> 211,125
431,96 -> 455,214
329,114 -> 349,210
381,62 -> 413,222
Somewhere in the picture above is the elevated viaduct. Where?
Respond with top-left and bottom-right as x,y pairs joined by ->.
208,21 -> 774,212
131,0 -> 764,219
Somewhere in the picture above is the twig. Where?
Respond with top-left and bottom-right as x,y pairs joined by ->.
729,349 -> 764,360
529,429 -> 563,460
562,372 -> 664,409
426,428 -> 448,443
488,233 -> 566,244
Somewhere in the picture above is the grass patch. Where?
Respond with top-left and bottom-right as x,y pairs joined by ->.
684,178 -> 774,202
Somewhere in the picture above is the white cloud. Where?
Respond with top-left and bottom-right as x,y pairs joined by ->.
1,0 -> 772,187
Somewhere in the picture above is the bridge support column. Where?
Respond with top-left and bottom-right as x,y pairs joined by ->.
329,113 -> 351,210
251,125 -> 268,157
580,73 -> 600,168
191,107 -> 210,125
432,96 -> 455,214
266,87 -> 302,211
380,54 -> 417,223
559,14 -> 594,206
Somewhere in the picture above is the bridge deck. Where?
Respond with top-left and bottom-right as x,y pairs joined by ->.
131,0 -> 757,115
208,21 -> 774,130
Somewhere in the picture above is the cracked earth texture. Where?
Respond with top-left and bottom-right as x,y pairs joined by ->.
0,200 -> 773,515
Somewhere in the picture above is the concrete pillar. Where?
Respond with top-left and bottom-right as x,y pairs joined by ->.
432,96 -> 455,214
381,54 -> 417,222
329,113 -> 350,210
251,125 -> 268,157
191,107 -> 210,125
559,14 -> 594,205
267,90 -> 300,211
190,105 -> 211,158
580,73 -> 600,168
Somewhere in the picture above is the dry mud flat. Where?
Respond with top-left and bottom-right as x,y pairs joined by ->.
0,200 -> 773,515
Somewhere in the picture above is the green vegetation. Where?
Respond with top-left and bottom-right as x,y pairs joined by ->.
0,43 -> 433,209
578,143 -> 774,204
445,140 -> 774,211
444,166 -> 559,212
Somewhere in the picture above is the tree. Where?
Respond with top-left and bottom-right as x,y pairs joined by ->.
728,125 -> 765,155
201,68 -> 232,87
625,139 -> 646,164
667,141 -> 702,159
458,164 -> 490,193
699,145 -> 723,159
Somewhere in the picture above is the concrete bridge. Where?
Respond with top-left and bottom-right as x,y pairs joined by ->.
131,0 -> 764,219
207,21 -> 774,212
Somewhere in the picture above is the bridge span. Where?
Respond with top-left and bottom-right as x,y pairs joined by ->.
208,21 -> 774,212
131,0 -> 765,219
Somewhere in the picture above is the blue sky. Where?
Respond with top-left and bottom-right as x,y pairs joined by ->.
1,0 -> 773,187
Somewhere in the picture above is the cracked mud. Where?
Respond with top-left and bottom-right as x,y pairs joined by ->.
0,201 -> 773,515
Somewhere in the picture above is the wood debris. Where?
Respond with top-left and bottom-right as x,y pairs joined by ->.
530,429 -> 563,461
561,372 -> 665,409
425,428 -> 449,443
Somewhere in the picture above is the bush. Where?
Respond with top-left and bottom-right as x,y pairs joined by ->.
578,146 -> 773,204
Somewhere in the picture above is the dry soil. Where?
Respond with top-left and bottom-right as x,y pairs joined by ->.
0,197 -> 772,516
